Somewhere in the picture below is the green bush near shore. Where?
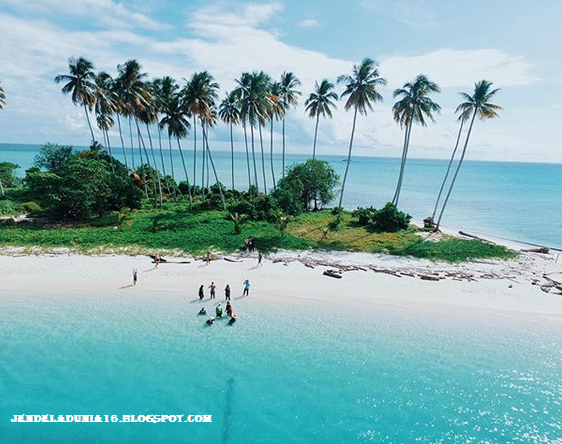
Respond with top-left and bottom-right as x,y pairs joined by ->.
0,206 -> 516,262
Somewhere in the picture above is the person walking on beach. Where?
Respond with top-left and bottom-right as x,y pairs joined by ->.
205,251 -> 211,266
198,284 -> 205,300
133,269 -> 138,286
154,252 -> 161,269
257,251 -> 263,267
242,279 -> 250,297
225,284 -> 231,301
209,282 -> 216,299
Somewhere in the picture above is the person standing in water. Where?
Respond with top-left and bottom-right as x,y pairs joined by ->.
225,284 -> 231,301
209,282 -> 216,299
226,301 -> 233,317
133,269 -> 138,286
216,303 -> 223,318
198,284 -> 205,300
242,279 -> 250,297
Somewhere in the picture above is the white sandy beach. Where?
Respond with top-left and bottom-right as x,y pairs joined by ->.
1,249 -> 561,318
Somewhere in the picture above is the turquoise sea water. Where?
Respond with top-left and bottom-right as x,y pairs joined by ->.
1,290 -> 561,443
1,143 -> 561,249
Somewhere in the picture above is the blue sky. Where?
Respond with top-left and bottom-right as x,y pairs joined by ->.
0,0 -> 560,162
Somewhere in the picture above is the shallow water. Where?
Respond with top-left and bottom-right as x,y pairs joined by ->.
1,143 -> 561,249
1,290 -> 561,443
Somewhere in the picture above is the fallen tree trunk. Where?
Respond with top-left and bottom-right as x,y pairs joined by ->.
458,231 -> 495,244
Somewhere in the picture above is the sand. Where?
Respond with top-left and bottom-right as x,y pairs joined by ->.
1,249 -> 561,319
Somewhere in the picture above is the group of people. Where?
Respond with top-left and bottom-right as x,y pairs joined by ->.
198,280 -> 251,325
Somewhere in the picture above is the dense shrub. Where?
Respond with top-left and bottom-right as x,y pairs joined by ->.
20,201 -> 42,216
0,199 -> 20,216
0,162 -> 21,188
351,202 -> 411,233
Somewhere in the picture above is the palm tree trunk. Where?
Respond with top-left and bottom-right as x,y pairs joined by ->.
157,125 -> 172,196
146,124 -> 163,207
243,122 -> 251,189
250,124 -> 259,193
176,137 -> 193,206
168,135 -> 177,200
200,120 -> 206,201
83,103 -> 96,145
193,115 -> 197,196
225,122 -> 233,191
258,124 -> 267,194
269,119 -> 276,189
129,117 -> 135,169
392,124 -> 410,205
336,106 -> 359,219
136,119 -> 156,205
203,123 -> 226,211
435,110 -> 477,230
104,129 -> 114,171
312,113 -> 320,160
393,123 -> 412,207
282,118 -> 286,178
431,120 -> 465,220
0,177 -> 4,196
116,114 -> 128,169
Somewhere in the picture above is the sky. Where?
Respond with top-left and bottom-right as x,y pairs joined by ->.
0,0 -> 560,163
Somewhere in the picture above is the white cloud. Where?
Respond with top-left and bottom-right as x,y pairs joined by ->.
360,0 -> 436,29
380,49 -> 540,88
297,19 -> 318,27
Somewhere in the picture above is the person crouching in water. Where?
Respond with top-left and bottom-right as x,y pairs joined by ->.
206,317 -> 215,325
226,301 -> 233,317
216,303 -> 223,318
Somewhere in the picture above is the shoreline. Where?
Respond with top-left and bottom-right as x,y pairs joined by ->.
2,248 -> 561,317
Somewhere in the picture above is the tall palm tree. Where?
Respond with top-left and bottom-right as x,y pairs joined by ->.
279,72 -> 301,178
219,91 -> 241,191
183,72 -> 219,195
305,79 -> 338,159
154,76 -> 179,194
391,74 -> 441,206
201,109 -> 227,210
234,73 -> 254,190
430,107 -> 472,222
267,81 -> 284,189
234,71 -> 271,193
336,58 -> 386,216
435,80 -> 501,230
55,57 -> 97,144
93,72 -> 117,164
160,93 -> 193,204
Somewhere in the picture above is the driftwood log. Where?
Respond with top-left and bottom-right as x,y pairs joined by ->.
323,270 -> 342,279
522,247 -> 550,254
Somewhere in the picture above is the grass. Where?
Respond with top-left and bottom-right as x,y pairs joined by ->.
0,204 -> 516,262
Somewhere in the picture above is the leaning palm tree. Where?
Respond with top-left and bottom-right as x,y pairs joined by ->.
219,91 -> 241,191
279,72 -> 301,178
55,57 -> 97,144
234,73 -> 254,189
201,108 -> 227,210
430,106 -> 472,222
336,58 -> 386,217
160,93 -> 192,204
391,75 -> 441,206
435,80 -> 501,230
154,76 -> 178,195
305,79 -> 338,159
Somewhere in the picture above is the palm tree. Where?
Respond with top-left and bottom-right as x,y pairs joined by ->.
279,72 -> 301,178
55,57 -> 97,144
234,72 -> 271,193
201,109 -> 227,210
268,81 -> 284,189
336,58 -> 386,217
93,72 -> 117,164
234,73 -> 254,190
435,80 -> 501,230
391,74 -> 441,206
154,76 -> 179,194
430,107 -> 472,222
305,79 -> 338,159
160,93 -> 193,204
219,91 -> 241,191
183,72 -> 219,196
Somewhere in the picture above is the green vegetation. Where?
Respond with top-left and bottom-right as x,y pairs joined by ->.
352,203 -> 412,233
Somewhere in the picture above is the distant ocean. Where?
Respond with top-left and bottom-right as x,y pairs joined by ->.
1,142 -> 561,249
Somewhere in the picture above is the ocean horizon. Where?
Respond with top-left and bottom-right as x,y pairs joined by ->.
1,142 -> 561,250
